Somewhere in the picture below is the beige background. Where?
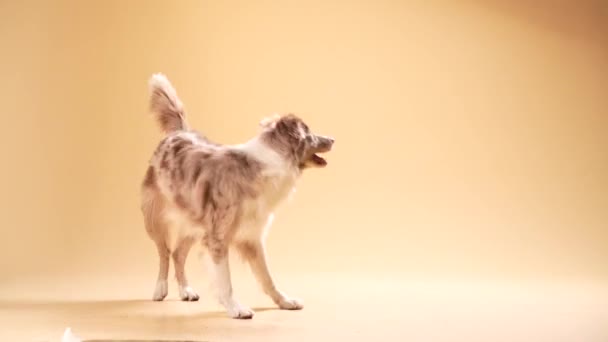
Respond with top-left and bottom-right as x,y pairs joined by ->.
0,1 -> 607,341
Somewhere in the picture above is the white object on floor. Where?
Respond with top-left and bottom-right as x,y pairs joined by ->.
61,327 -> 81,342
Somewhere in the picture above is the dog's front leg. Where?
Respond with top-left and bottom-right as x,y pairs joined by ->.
208,249 -> 255,319
238,241 -> 304,310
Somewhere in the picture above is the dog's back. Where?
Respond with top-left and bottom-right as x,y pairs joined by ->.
141,74 -> 298,246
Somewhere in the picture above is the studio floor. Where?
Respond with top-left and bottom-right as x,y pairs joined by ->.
1,273 -> 607,342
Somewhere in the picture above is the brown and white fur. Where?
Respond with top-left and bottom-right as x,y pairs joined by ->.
140,73 -> 334,319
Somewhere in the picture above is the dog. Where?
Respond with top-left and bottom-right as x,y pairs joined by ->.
140,73 -> 334,319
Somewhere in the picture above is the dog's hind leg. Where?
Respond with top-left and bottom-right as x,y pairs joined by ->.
146,222 -> 171,302
172,237 -> 199,301
141,167 -> 171,301
151,239 -> 170,301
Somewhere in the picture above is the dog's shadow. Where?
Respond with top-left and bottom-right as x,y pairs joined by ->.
1,298 -> 291,341
0,298 -> 281,320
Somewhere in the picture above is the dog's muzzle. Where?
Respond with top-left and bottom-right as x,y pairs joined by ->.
307,135 -> 334,167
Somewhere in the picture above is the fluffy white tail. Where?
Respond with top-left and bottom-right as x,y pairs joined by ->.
148,73 -> 188,134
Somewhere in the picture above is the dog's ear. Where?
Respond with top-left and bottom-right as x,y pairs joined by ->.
259,113 -> 281,129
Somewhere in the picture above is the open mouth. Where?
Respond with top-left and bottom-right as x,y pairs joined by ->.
307,143 -> 332,167
301,136 -> 334,169
310,153 -> 328,167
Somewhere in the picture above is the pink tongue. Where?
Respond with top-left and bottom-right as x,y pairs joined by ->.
312,154 -> 327,166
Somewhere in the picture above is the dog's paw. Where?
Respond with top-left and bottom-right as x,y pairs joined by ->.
226,303 -> 255,319
277,296 -> 304,310
152,280 -> 168,301
179,286 -> 200,302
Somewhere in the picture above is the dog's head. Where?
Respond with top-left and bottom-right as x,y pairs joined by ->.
260,113 -> 334,169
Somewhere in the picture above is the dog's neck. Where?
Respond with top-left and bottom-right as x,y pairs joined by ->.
234,136 -> 301,205
236,135 -> 296,172
232,135 -> 299,210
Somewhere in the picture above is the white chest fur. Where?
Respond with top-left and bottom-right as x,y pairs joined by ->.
232,138 -> 300,242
